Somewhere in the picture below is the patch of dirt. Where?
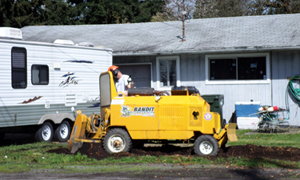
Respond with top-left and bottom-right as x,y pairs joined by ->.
47,143 -> 300,162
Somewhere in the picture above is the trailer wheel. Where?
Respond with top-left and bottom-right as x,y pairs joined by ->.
194,135 -> 219,156
103,128 -> 132,154
35,122 -> 53,142
54,121 -> 71,142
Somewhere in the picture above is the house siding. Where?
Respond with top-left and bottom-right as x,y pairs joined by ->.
272,50 -> 300,126
114,50 -> 300,126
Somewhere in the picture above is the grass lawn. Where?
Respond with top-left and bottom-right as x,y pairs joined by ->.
0,129 -> 300,173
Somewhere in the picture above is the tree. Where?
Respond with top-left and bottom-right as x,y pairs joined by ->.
252,0 -> 300,15
0,0 -> 164,27
0,0 -> 76,28
193,0 -> 218,19
69,0 -> 164,24
0,0 -> 14,27
152,0 -> 195,21
193,0 -> 251,19
0,0 -> 34,28
130,0 -> 164,23
39,0 -> 75,25
193,0 -> 300,19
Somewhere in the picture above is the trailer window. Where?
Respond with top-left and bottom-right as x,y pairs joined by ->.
12,47 -> 27,89
31,65 -> 49,85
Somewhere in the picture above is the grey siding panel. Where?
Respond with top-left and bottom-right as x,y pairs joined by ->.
180,54 -> 188,82
272,50 -> 300,126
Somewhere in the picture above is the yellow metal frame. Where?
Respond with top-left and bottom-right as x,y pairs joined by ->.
213,123 -> 237,147
68,71 -> 238,153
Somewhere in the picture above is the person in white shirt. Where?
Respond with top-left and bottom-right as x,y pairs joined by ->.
108,65 -> 134,95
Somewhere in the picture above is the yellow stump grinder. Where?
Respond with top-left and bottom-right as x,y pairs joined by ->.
68,71 -> 237,156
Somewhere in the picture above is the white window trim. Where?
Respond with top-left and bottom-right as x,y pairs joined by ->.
205,53 -> 271,85
156,56 -> 180,90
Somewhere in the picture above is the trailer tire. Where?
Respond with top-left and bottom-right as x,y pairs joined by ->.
194,135 -> 219,156
103,128 -> 132,154
54,121 -> 71,142
34,122 -> 54,142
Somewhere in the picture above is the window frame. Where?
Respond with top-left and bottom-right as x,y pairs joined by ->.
11,47 -> 27,89
31,64 -> 49,85
205,53 -> 271,85
156,56 -> 180,90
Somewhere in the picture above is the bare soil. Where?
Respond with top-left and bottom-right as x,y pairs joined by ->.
48,143 -> 300,162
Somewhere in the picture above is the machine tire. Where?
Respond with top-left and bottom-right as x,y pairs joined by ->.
54,121 -> 71,142
103,128 -> 132,154
34,122 -> 54,142
194,135 -> 219,156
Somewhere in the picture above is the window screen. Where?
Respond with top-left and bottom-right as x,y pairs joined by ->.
12,47 -> 27,89
32,65 -> 49,85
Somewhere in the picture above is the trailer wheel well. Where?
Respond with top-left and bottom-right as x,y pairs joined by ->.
42,120 -> 55,127
38,113 -> 75,125
53,118 -> 74,129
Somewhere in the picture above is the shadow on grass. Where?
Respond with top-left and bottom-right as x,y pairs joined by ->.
228,168 -> 275,180
0,133 -> 36,147
226,158 -> 299,180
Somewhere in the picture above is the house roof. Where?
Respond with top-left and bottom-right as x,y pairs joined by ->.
21,13 -> 300,56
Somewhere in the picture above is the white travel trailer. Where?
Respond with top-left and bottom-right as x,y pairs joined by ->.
0,28 -> 112,142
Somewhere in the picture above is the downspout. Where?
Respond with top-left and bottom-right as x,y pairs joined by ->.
270,51 -> 273,106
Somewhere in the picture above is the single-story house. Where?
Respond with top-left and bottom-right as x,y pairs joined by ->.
21,13 -> 300,127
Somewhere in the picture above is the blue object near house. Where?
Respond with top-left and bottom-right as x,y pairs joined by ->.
235,102 -> 261,117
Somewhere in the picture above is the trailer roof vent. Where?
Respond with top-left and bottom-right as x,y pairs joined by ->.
0,27 -> 22,40
78,42 -> 94,47
54,39 -> 74,45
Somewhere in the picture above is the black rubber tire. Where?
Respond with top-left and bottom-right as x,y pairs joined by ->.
34,122 -> 54,142
54,121 -> 71,142
194,135 -> 219,156
103,128 -> 132,154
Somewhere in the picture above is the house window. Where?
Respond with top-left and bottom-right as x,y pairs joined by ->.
156,56 -> 180,89
206,53 -> 270,84
210,58 -> 236,80
11,47 -> 27,89
32,65 -> 49,85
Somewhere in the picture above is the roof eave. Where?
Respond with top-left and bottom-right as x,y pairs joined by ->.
113,46 -> 300,56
